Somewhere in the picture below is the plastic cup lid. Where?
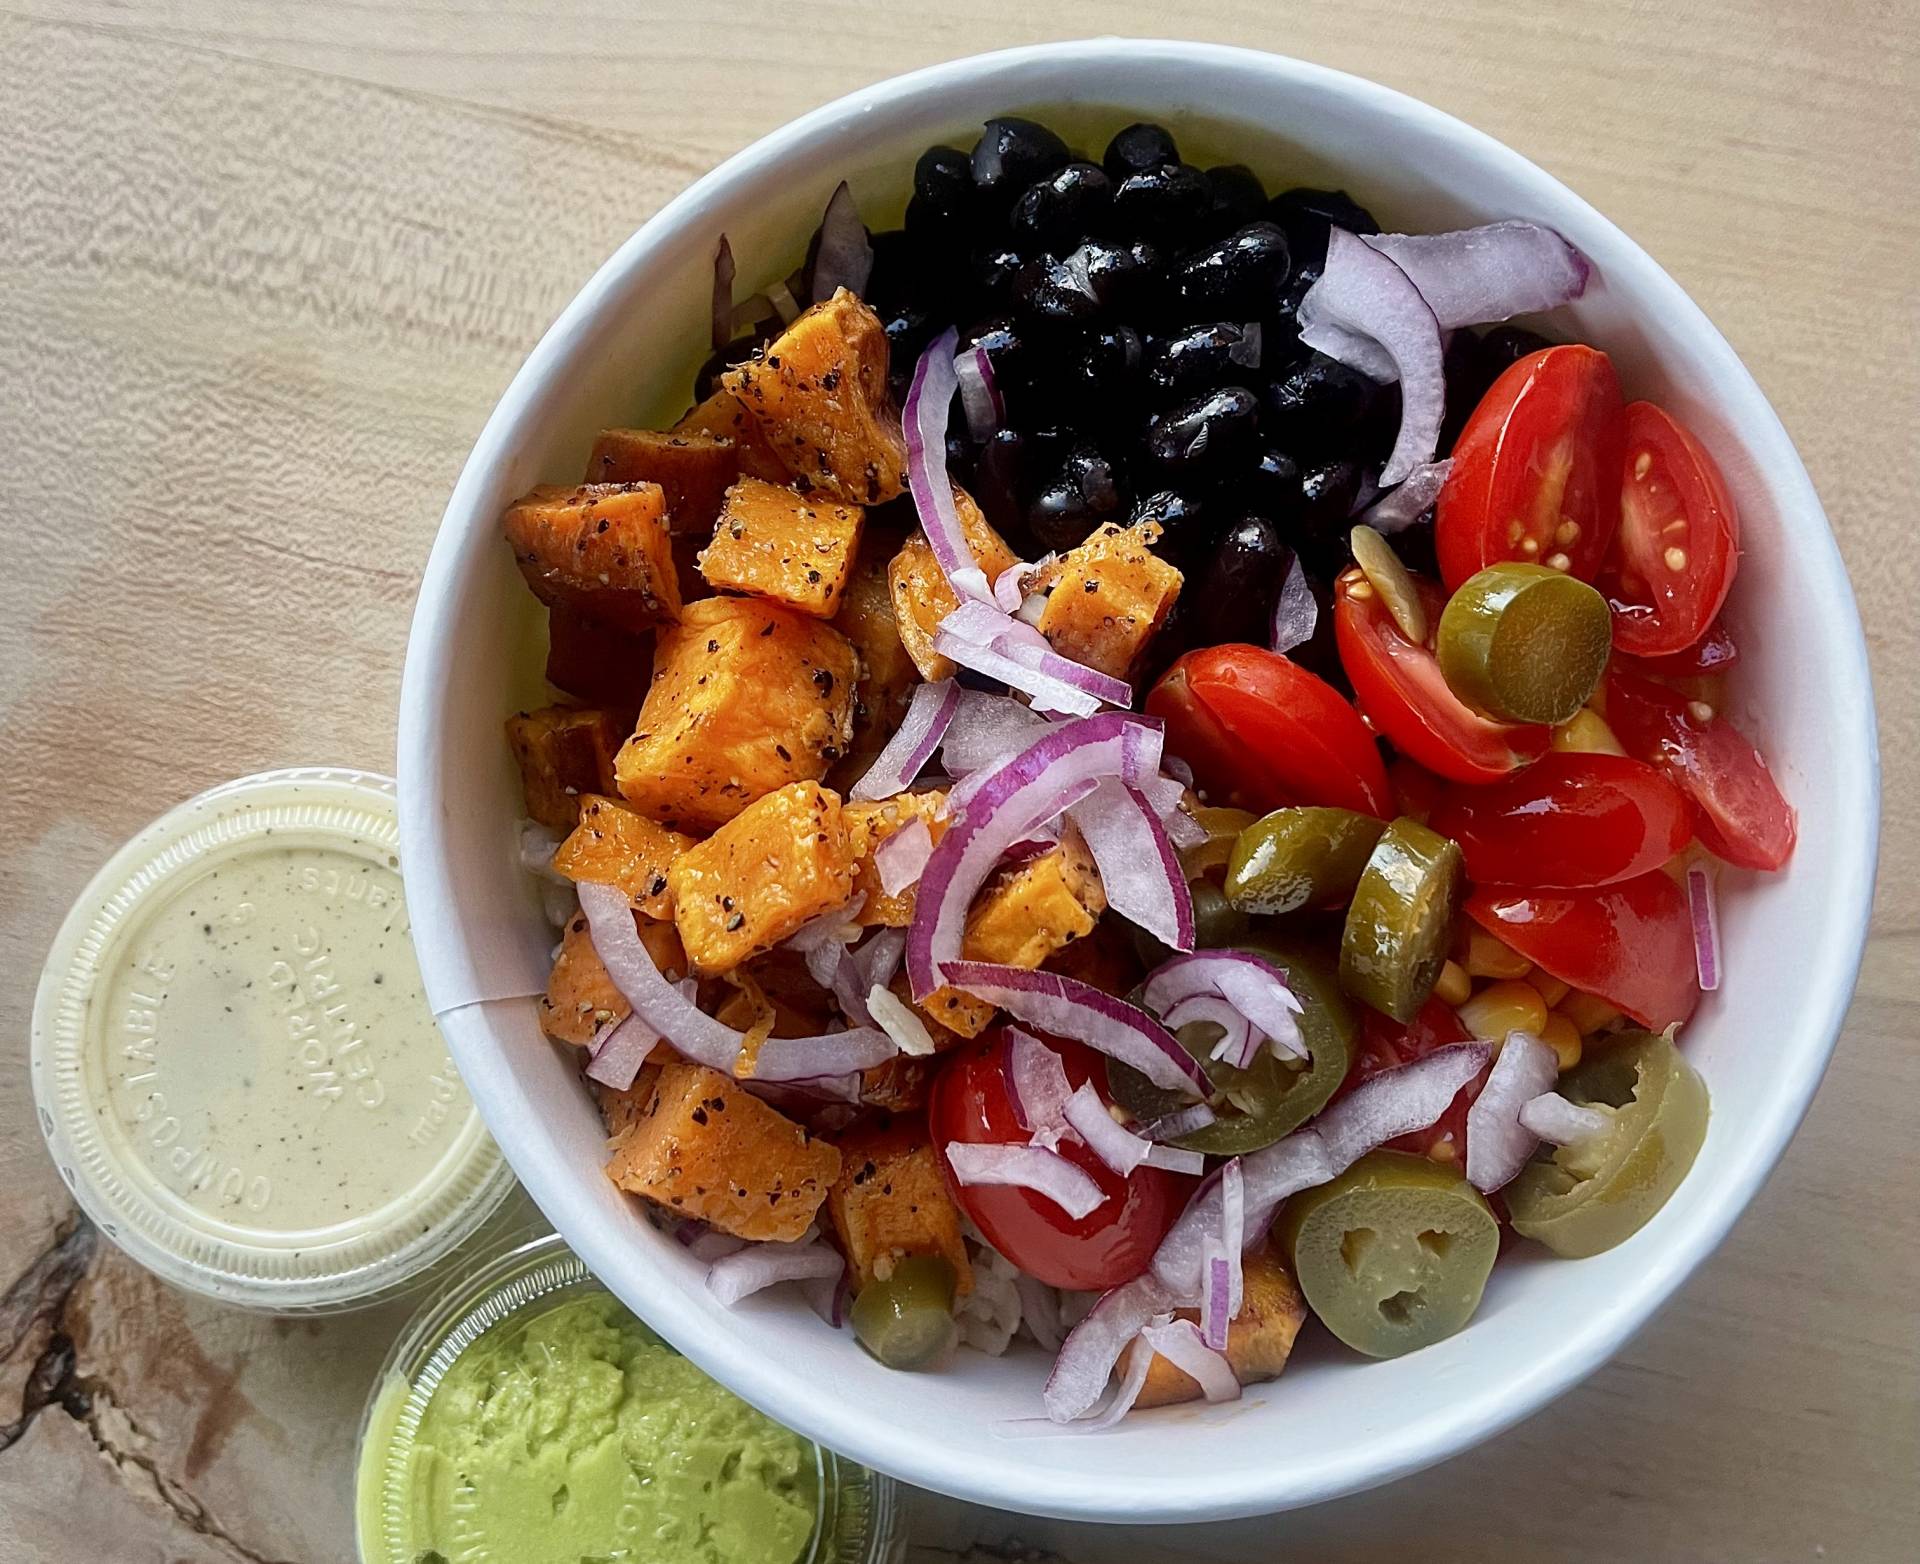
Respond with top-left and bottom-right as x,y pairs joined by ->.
30,767 -> 513,1310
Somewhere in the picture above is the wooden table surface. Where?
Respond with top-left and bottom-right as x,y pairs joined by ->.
2,4 -> 1913,1560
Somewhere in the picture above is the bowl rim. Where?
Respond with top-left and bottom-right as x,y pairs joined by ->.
398,37 -> 1880,1521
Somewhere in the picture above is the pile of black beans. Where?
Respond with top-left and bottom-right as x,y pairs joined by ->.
711,117 -> 1550,683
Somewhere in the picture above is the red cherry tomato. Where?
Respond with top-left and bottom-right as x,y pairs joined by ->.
1599,403 -> 1740,657
1618,615 -> 1739,680
1429,752 -> 1693,888
1604,666 -> 1796,871
1334,995 -> 1486,1165
1146,645 -> 1391,817
1436,345 -> 1626,590
930,1029 -> 1193,1292
1333,569 -> 1551,784
1466,872 -> 1700,1031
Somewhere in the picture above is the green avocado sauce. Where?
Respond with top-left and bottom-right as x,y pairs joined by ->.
363,1293 -> 816,1564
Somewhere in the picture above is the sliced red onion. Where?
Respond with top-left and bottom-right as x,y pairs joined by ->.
1144,951 -> 1306,1062
853,927 -> 907,991
866,984 -> 937,1057
1161,808 -> 1208,854
1151,1042 -> 1492,1297
904,328 -> 992,603
935,600 -> 1131,717
827,951 -> 875,1027
850,679 -> 960,802
1141,1317 -> 1240,1404
1359,459 -> 1454,536
1219,1157 -> 1245,1317
1519,1091 -> 1612,1146
584,1013 -> 656,1090
1143,1102 -> 1217,1142
1361,221 -> 1591,329
1044,1274 -> 1176,1423
745,1072 -> 866,1111
944,1142 -> 1107,1220
809,180 -> 874,304
706,1238 -> 843,1308
1059,1083 -> 1205,1177
1066,779 -> 1194,951
1162,993 -> 1256,1070
687,1229 -> 749,1265
875,817 -> 935,897
908,712 -> 1143,999
1161,752 -> 1195,790
804,939 -> 846,990
955,344 -> 1004,443
1464,1030 -> 1561,1192
1269,551 -> 1318,655
730,293 -> 776,334
991,556 -> 1052,612
800,1266 -> 852,1328
1005,1028 -> 1073,1137
1687,863 -> 1722,991
710,235 -> 736,354
518,818 -> 567,879
783,892 -> 868,954
1015,1271 -> 1064,1351
1200,1244 -> 1231,1351
579,883 -> 895,1082
943,962 -> 1207,1097
933,625 -> 1101,718
1350,469 -> 1381,517
940,689 -> 1052,777
767,276 -> 803,325
1297,227 -> 1446,486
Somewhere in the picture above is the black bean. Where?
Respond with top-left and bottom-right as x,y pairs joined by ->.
1205,164 -> 1268,230
972,118 -> 1070,203
1064,325 -> 1144,399
1242,448 -> 1302,516
1061,239 -> 1163,315
1028,444 -> 1127,551
972,428 -> 1029,535
1130,488 -> 1211,554
1013,254 -> 1102,323
973,245 -> 1028,305
1177,221 -> 1291,315
1298,459 -> 1363,529
1147,386 -> 1262,472
1145,322 -> 1263,398
1196,517 -> 1289,647
1103,122 -> 1180,181
1111,164 -> 1213,240
1262,353 -> 1380,447
1267,186 -> 1381,269
1479,324 -> 1555,369
1010,162 -> 1112,249
906,147 -> 974,238
693,322 -> 776,401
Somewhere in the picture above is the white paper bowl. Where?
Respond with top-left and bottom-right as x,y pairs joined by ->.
397,41 -> 1878,1523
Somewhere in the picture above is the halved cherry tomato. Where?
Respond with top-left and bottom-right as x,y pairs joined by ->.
1604,666 -> 1796,871
1429,752 -> 1693,888
1466,872 -> 1700,1031
1436,345 -> 1625,590
1599,403 -> 1740,657
1146,645 -> 1391,818
1334,569 -> 1551,784
1619,615 -> 1739,680
1333,994 -> 1486,1165
930,1029 -> 1193,1292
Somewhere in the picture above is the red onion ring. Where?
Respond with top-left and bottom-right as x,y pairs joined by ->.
1358,459 -> 1453,536
943,1142 -> 1106,1220
1360,220 -> 1591,329
849,678 -> 960,802
809,180 -> 874,304
584,1013 -> 656,1090
904,329 -> 993,603
1464,1030 -> 1560,1192
955,343 -> 1004,443
706,1237 -> 843,1308
1140,1317 -> 1240,1404
1687,863 -> 1722,991
1065,779 -> 1195,951
1043,1275 -> 1175,1423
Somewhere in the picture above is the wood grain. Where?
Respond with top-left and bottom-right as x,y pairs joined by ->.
1,4 -> 1913,1561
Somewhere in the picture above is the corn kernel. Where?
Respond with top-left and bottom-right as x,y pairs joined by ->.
1457,980 -> 1549,1042
1551,708 -> 1626,756
1558,991 -> 1622,1035
1529,972 -> 1572,1008
1435,960 -> 1472,1007
1541,1014 -> 1583,1071
1464,926 -> 1533,980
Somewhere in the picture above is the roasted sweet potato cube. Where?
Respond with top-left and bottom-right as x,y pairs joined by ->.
605,1061 -> 841,1241
585,428 -> 740,536
552,794 -> 698,920
592,1069 -> 663,1147
721,290 -> 909,506
540,910 -> 631,1045
886,492 -> 1020,680
1035,521 -> 1183,682
845,790 -> 949,927
673,388 -> 789,482
826,1119 -> 973,1294
506,705 -> 626,832
668,782 -> 856,975
544,608 -> 653,709
613,597 -> 858,833
1134,1250 -> 1309,1408
698,478 -> 863,618
504,483 -> 681,633
830,544 -> 919,778
920,829 -> 1108,1039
